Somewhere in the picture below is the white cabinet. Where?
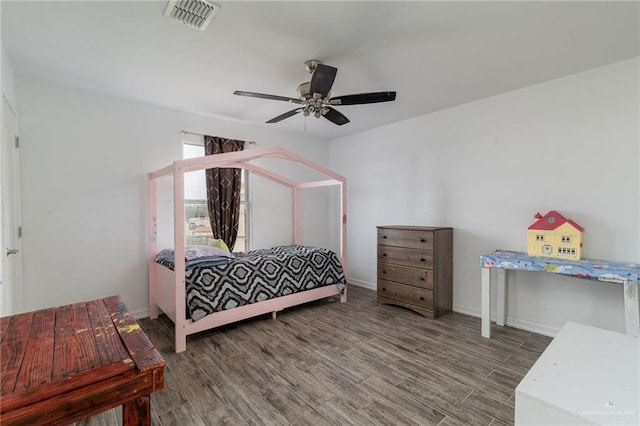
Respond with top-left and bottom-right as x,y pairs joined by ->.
516,322 -> 639,425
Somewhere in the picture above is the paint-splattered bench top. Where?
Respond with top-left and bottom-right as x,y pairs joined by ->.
0,295 -> 165,425
480,250 -> 640,284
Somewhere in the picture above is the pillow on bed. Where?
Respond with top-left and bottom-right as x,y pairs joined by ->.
155,248 -> 176,262
207,238 -> 230,253
156,245 -> 234,262
185,245 -> 233,260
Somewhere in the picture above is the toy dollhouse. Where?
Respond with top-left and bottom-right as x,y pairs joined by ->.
527,210 -> 584,259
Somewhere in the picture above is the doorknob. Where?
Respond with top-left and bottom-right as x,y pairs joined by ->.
6,249 -> 19,257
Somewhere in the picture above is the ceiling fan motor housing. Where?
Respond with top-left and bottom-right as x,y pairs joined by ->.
297,82 -> 311,101
297,82 -> 330,102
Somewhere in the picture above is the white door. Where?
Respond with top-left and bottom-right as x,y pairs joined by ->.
1,96 -> 23,316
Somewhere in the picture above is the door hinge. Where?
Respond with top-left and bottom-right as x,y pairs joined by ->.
15,136 -> 19,148
17,226 -> 22,239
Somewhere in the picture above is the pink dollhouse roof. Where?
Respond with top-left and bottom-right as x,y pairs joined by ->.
528,210 -> 585,232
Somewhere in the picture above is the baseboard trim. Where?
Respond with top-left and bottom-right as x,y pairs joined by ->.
131,308 -> 150,320
347,278 -> 376,291
453,303 -> 558,337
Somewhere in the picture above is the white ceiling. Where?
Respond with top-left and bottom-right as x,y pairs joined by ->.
2,1 -> 639,140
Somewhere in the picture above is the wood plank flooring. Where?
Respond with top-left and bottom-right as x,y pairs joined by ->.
75,285 -> 551,425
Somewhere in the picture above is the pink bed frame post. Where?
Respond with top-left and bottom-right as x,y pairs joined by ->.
148,175 -> 159,319
293,187 -> 300,244
173,161 -> 187,353
340,180 -> 347,303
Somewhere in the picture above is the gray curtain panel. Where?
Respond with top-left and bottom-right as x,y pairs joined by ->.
204,136 -> 246,250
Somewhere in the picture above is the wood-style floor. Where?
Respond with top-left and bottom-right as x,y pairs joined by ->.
76,285 -> 552,426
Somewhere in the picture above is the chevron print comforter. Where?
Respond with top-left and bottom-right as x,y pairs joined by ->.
158,245 -> 346,321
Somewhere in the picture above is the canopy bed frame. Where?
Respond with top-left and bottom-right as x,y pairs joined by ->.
148,146 -> 347,352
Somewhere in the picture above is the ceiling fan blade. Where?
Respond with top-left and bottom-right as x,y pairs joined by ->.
323,107 -> 350,126
234,90 -> 303,104
329,91 -> 396,105
266,108 -> 303,123
309,64 -> 337,97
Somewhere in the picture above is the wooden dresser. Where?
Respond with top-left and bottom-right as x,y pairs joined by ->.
377,225 -> 453,318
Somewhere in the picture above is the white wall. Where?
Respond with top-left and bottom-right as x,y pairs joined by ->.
16,75 -> 332,316
329,58 -> 640,336
2,43 -> 17,109
1,42 -> 21,315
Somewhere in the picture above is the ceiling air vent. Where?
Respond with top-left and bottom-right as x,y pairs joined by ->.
163,0 -> 220,31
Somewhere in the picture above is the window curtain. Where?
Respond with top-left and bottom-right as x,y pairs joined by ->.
204,136 -> 245,251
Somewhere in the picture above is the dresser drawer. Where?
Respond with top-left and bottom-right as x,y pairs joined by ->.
377,228 -> 433,249
377,245 -> 433,269
377,279 -> 434,309
378,263 -> 433,290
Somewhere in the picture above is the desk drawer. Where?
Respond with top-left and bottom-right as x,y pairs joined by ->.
377,279 -> 434,309
377,228 -> 433,249
377,245 -> 433,269
378,263 -> 433,290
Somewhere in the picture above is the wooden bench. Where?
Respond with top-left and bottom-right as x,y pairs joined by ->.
1,295 -> 165,425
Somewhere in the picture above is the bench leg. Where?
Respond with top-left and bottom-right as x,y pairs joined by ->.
623,280 -> 640,337
481,267 -> 491,338
123,395 -> 150,426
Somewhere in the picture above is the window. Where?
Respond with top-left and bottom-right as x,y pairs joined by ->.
561,235 -> 571,244
183,141 -> 249,252
557,247 -> 575,255
536,234 -> 544,242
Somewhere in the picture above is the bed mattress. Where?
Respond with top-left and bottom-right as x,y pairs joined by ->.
157,245 -> 346,321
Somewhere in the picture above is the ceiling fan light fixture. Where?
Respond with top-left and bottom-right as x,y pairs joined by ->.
163,0 -> 220,31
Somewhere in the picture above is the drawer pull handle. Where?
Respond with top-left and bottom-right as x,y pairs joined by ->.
382,270 -> 386,274
383,253 -> 387,257
382,235 -> 387,239
420,258 -> 426,262
382,287 -> 386,291
420,238 -> 426,242
420,277 -> 425,281
420,297 -> 425,301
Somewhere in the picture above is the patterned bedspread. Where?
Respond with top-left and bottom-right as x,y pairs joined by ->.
157,245 -> 346,321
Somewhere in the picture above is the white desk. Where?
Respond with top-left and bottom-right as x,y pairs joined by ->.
480,250 -> 640,338
515,322 -> 639,425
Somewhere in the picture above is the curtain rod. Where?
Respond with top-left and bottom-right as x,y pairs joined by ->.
180,130 -> 256,145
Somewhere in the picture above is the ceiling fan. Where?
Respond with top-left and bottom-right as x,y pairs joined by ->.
233,59 -> 396,126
